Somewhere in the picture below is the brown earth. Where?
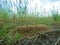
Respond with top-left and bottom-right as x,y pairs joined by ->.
16,24 -> 52,38
13,23 -> 60,45
8,24 -> 52,39
14,30 -> 60,45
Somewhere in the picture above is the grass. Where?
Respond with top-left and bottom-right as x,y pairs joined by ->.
16,15 -> 54,25
0,9 -> 60,45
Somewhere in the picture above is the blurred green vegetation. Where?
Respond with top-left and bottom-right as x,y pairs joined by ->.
0,7 -> 60,45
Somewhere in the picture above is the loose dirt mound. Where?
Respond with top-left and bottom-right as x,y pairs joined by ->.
14,31 -> 60,45
17,24 -> 51,37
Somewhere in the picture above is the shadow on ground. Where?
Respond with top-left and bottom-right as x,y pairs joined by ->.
14,31 -> 60,45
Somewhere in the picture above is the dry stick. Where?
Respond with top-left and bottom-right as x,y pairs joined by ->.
55,37 -> 60,45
